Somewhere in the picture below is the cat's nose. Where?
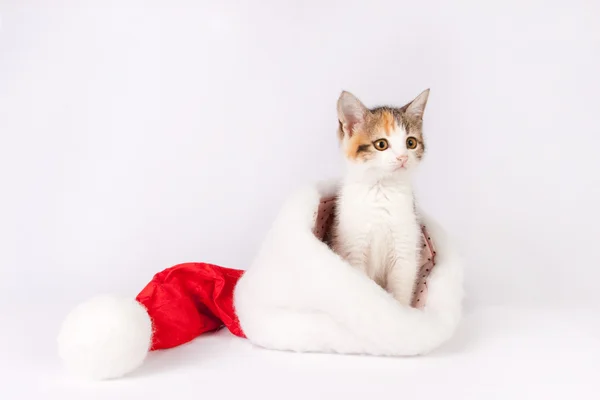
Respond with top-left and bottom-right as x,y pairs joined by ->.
396,155 -> 408,166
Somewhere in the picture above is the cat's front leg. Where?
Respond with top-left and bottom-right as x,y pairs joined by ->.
386,251 -> 420,306
341,246 -> 370,275
332,229 -> 371,275
333,242 -> 370,278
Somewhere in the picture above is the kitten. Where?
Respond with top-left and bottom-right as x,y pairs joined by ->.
331,89 -> 430,306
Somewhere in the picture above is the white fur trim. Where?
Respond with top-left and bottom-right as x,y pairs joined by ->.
235,181 -> 464,355
57,295 -> 152,380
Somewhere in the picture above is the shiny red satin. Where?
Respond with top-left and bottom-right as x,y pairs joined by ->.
135,262 -> 246,351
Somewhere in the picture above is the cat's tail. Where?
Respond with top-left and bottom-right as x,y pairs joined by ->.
235,183 -> 464,356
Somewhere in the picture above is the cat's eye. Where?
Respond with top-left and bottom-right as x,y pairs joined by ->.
406,137 -> 418,149
373,139 -> 389,151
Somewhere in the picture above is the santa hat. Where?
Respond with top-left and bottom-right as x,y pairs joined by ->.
57,181 -> 464,380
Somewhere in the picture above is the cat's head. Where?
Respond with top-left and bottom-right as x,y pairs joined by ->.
336,89 -> 430,181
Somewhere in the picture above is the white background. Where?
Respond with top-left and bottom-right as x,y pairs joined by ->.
1,1 -> 599,399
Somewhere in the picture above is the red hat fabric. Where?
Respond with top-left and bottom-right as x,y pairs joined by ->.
136,262 -> 246,350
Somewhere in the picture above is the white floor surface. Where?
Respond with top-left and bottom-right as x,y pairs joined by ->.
2,301 -> 599,400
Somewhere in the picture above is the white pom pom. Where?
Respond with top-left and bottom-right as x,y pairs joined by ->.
57,295 -> 153,380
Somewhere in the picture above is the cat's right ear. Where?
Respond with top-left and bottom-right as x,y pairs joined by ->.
337,91 -> 367,138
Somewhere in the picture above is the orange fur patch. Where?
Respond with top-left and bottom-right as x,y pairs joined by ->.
381,111 -> 395,135
345,134 -> 373,161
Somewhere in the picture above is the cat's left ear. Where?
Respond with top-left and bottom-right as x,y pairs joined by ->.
403,88 -> 430,120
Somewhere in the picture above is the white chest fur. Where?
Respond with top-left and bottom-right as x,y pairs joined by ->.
332,181 -> 422,305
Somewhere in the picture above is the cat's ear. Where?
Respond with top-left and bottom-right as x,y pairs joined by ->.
337,91 -> 367,137
402,88 -> 430,120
